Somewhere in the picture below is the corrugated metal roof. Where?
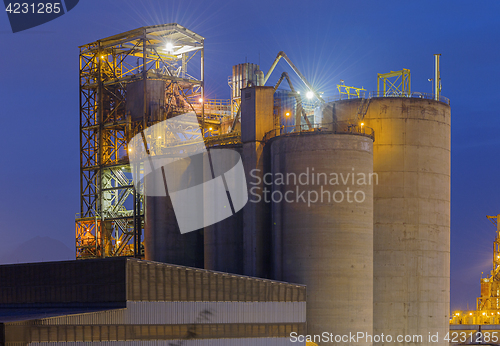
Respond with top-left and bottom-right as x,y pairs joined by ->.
0,258 -> 306,307
0,307 -> 113,323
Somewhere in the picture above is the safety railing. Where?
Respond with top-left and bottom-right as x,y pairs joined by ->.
204,131 -> 242,147
263,122 -> 375,142
322,91 -> 450,105
188,98 -> 232,119
368,91 -> 450,105
324,91 -> 367,102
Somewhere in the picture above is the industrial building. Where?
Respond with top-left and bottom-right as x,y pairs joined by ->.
0,24 -> 451,345
0,258 -> 306,345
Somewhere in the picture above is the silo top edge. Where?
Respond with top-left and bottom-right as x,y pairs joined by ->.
266,130 -> 374,145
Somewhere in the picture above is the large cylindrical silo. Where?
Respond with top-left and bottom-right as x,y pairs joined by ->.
204,145 -> 245,275
144,160 -> 204,268
363,97 -> 451,345
270,132 -> 374,345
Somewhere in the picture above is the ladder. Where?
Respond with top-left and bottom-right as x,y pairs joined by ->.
355,98 -> 371,123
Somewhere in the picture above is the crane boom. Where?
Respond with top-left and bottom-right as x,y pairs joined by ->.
274,72 -> 312,129
229,51 -> 321,133
264,51 -> 324,103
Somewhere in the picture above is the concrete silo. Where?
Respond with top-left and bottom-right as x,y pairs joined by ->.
204,146 -> 245,275
270,132 -> 374,345
320,96 -> 451,345
363,97 -> 451,345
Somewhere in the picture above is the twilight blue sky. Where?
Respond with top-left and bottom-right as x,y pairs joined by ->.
0,0 -> 499,311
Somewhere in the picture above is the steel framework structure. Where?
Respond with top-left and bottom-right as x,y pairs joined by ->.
77,24 -> 204,259
377,69 -> 411,96
336,81 -> 366,99
477,215 -> 500,312
450,214 -> 500,325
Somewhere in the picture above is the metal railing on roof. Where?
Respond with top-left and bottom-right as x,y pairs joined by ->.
368,91 -> 450,105
263,122 -> 375,142
323,91 -> 450,105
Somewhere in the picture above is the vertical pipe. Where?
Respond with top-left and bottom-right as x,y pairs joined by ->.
434,54 -> 441,101
142,30 -> 148,128
232,65 -> 236,113
79,48 -> 84,217
181,53 -> 187,78
97,43 -> 104,258
141,30 -> 148,260
201,45 -> 205,136
133,184 -> 137,257
243,63 -> 247,89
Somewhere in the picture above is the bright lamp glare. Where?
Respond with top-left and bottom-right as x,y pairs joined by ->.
166,42 -> 174,52
199,98 -> 203,102
306,91 -> 314,99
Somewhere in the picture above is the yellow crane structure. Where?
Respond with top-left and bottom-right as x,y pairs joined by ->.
451,214 -> 500,324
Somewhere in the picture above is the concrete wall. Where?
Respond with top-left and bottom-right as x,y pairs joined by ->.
241,86 -> 275,278
363,97 -> 451,346
270,132 -> 374,345
319,98 -> 360,131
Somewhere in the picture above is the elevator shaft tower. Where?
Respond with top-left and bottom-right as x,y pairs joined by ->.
76,24 -> 205,259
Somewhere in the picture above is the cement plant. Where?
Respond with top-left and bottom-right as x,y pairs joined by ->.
0,23 -> 461,346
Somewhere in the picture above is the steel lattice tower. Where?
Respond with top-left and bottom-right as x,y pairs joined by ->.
76,24 -> 204,259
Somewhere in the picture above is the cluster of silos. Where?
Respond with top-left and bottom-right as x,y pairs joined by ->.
203,85 -> 376,344
320,96 -> 451,345
134,75 -> 451,346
